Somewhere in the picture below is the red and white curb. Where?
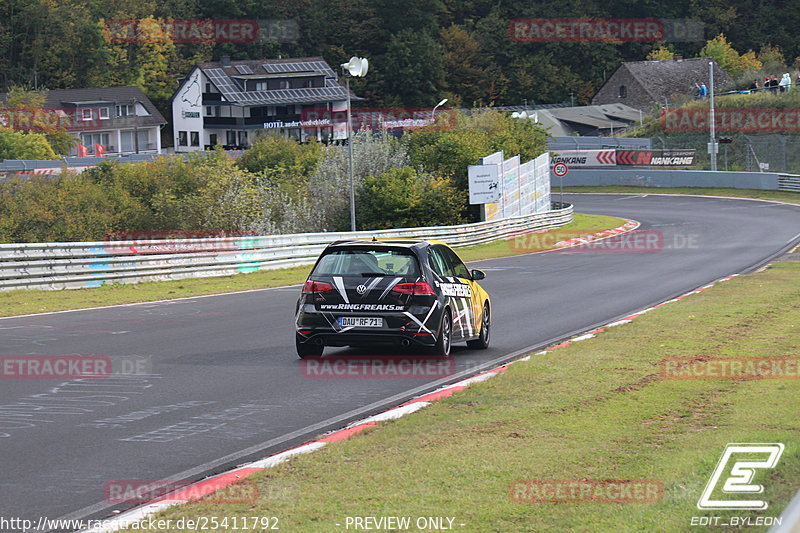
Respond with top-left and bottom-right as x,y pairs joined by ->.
553,219 -> 639,248
79,219 -> 649,533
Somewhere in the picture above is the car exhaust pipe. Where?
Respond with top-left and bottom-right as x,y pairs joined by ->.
314,338 -> 324,346
401,339 -> 411,347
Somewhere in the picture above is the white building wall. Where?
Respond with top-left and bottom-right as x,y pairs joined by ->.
172,67 -> 205,152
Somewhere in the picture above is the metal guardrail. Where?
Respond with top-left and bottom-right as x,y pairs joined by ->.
778,174 -> 800,193
0,204 -> 573,291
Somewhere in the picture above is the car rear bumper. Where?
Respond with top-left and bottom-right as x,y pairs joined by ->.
296,329 -> 436,348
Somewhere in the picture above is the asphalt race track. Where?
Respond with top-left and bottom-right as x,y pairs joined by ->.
2,193 -> 800,526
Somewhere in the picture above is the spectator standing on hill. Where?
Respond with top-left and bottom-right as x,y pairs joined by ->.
779,73 -> 791,92
771,76 -> 780,92
699,83 -> 708,99
750,79 -> 760,91
692,83 -> 701,100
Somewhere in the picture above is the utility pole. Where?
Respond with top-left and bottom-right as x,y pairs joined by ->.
709,62 -> 717,171
346,77 -> 355,231
131,98 -> 140,154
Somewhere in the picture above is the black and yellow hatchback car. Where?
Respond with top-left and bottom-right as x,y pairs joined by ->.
295,240 -> 491,358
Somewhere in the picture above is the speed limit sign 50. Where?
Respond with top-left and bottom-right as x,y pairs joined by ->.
553,162 -> 569,176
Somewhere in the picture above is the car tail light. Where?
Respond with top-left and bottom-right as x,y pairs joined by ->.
392,282 -> 435,296
302,280 -> 333,294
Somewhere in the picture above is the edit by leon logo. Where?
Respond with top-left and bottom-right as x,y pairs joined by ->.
697,443 -> 784,510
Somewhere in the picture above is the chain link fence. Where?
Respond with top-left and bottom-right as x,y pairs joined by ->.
652,134 -> 800,173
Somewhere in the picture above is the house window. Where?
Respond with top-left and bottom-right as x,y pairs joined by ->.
619,85 -> 627,98
121,131 -> 134,152
206,106 -> 215,117
99,108 -> 110,119
190,131 -> 200,146
277,80 -> 289,89
81,109 -> 93,121
178,131 -> 188,146
116,104 -> 133,117
303,79 -> 313,88
255,81 -> 267,91
81,132 -> 111,151
226,131 -> 237,145
206,83 -> 212,93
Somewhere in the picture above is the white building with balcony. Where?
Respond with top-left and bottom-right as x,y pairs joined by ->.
171,56 -> 356,151
1,86 -> 166,156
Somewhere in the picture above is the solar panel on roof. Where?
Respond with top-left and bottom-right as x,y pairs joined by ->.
263,61 -> 320,74
203,67 -> 349,104
235,65 -> 253,74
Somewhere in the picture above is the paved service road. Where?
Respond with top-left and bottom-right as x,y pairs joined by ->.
1,194 -> 799,526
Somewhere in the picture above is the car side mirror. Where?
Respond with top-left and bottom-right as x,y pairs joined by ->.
471,269 -> 486,281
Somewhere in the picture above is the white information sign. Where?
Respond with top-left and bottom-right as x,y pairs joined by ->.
468,164 -> 500,204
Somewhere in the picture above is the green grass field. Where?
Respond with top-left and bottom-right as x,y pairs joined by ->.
0,213 -> 624,318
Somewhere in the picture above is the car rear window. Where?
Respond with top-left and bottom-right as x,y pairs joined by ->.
312,248 -> 420,277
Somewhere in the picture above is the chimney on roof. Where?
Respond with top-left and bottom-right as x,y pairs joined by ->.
221,55 -> 231,67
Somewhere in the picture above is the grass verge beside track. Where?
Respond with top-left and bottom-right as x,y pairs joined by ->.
564,186 -> 800,205
0,213 -> 623,318
142,259 -> 800,532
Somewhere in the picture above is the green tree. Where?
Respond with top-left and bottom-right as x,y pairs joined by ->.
0,128 -> 57,160
6,86 -> 47,108
381,29 -> 445,106
356,166 -> 466,230
700,34 -> 762,78
440,25 -> 498,107
238,134 -> 323,187
647,45 -> 676,60
97,17 -> 179,100
406,109 -> 548,190
757,44 -> 786,74
3,86 -> 76,155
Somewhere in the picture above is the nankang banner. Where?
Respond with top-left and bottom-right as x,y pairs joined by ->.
615,150 -> 696,166
550,150 -> 616,167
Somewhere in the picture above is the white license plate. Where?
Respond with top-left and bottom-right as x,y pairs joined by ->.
338,317 -> 383,328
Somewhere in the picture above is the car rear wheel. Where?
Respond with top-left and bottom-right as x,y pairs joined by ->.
296,333 -> 324,358
467,304 -> 490,349
431,308 -> 452,357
